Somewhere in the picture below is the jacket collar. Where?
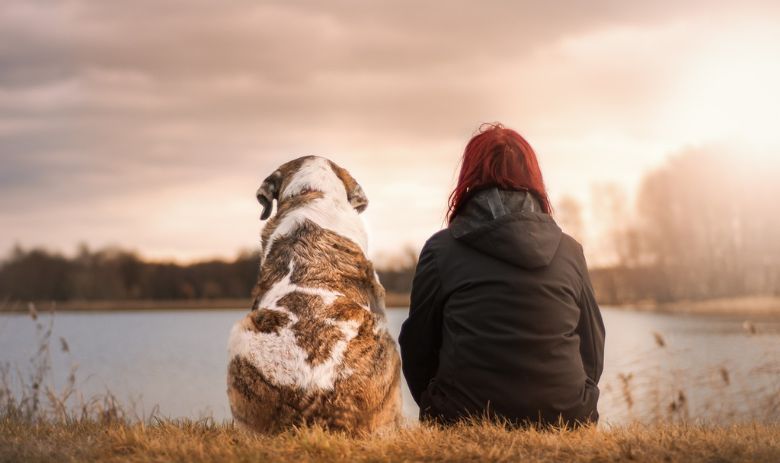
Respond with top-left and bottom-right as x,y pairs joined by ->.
449,187 -> 562,269
451,188 -> 543,239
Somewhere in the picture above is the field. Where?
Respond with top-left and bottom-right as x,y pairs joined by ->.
2,304 -> 779,462
1,416 -> 779,463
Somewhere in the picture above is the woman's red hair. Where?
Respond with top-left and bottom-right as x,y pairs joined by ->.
447,123 -> 551,223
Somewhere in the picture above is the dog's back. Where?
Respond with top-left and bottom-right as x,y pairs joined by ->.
227,156 -> 401,433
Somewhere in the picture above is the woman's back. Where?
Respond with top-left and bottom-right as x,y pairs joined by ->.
399,187 -> 604,426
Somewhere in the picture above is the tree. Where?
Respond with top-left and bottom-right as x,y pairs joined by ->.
635,149 -> 780,300
556,195 -> 585,245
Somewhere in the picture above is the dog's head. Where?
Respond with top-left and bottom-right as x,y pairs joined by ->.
256,156 -> 368,220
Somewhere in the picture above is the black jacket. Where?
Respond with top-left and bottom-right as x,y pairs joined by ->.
399,187 -> 605,426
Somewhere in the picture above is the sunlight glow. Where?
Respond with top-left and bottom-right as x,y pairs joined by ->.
666,24 -> 780,155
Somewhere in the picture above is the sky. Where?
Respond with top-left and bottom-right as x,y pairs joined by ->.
2,0 -> 780,265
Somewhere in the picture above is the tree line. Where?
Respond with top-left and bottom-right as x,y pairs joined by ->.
2,150 -> 778,306
585,149 -> 780,304
0,244 -> 416,304
0,245 -> 259,302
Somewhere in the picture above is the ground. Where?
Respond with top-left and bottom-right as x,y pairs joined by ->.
1,418 -> 779,463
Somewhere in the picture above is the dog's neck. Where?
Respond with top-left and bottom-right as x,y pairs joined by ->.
261,190 -> 367,262
280,159 -> 350,203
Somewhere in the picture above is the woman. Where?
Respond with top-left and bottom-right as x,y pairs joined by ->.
399,123 -> 605,427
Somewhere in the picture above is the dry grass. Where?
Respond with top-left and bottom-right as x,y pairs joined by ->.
1,417 -> 779,463
2,303 -> 779,462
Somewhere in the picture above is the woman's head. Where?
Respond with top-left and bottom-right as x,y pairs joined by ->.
447,123 -> 551,223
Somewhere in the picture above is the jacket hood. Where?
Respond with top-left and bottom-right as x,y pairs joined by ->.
449,187 -> 562,269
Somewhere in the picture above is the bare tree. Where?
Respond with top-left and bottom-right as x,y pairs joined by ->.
636,149 -> 780,301
556,195 -> 585,245
591,183 -> 640,268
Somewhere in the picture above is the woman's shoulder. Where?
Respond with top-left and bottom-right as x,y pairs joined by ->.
557,233 -> 590,278
412,229 -> 455,266
558,232 -> 584,255
422,228 -> 455,252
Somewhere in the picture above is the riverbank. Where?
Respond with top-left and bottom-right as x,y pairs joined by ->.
3,294 -> 779,317
621,296 -> 780,318
0,292 -> 412,313
0,419 -> 780,462
1,418 -> 779,463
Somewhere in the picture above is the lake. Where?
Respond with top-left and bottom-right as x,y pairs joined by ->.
1,307 -> 778,425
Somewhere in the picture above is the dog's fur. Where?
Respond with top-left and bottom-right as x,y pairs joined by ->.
227,156 -> 402,434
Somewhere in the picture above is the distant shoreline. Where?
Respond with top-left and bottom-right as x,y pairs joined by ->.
620,296 -> 780,318
1,298 -> 253,313
0,292 -> 413,313
2,294 -> 779,317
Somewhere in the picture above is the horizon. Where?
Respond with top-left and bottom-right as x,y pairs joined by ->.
2,1 -> 780,266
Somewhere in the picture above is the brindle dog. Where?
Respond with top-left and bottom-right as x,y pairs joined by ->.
227,156 -> 402,434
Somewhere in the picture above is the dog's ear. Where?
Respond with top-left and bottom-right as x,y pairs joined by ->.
329,161 -> 368,213
347,182 -> 368,213
256,170 -> 282,220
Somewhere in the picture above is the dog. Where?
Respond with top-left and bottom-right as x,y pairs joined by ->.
227,156 -> 402,434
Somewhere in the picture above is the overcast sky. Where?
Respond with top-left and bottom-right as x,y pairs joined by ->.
2,0 -> 780,264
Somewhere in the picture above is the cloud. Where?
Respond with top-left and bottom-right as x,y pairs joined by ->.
2,0 -> 780,260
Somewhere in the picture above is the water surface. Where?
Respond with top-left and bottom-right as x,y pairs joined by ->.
1,307 -> 778,424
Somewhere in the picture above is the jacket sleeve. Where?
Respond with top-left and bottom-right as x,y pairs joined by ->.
398,240 -> 444,405
575,254 -> 606,385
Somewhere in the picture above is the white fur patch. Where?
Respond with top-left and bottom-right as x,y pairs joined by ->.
263,157 -> 368,260
227,264 -> 362,391
264,196 -> 368,260
281,157 -> 348,202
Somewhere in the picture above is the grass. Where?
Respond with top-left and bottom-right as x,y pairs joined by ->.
2,303 -> 779,462
1,417 -> 779,462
